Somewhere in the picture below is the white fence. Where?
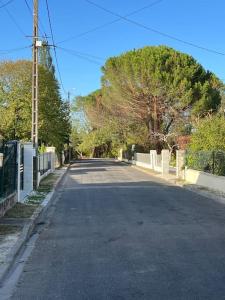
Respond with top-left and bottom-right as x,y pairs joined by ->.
19,143 -> 56,202
37,151 -> 55,185
124,149 -> 225,194
123,150 -> 170,174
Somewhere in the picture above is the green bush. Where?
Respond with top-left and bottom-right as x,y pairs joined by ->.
189,116 -> 225,151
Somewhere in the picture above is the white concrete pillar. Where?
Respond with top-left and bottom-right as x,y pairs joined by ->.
176,150 -> 186,179
46,146 -> 56,170
0,153 -> 3,167
118,148 -> 123,161
20,142 -> 34,202
150,150 -> 157,170
62,150 -> 65,165
17,142 -> 21,202
161,150 -> 170,175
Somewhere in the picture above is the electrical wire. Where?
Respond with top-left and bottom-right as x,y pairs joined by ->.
24,0 -> 48,39
57,0 -> 164,45
45,0 -> 67,94
56,46 -> 103,66
0,0 -> 15,9
57,46 -> 104,61
4,7 -> 27,37
0,45 -> 31,55
84,0 -> 225,57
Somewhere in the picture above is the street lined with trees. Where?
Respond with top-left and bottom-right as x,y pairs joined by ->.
72,45 -> 224,157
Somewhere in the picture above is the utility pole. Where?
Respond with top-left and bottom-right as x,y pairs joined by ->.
32,0 -> 41,189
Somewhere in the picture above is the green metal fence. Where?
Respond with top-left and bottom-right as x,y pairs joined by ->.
0,141 -> 18,200
186,150 -> 225,176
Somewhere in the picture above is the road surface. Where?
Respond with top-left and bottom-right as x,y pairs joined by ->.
9,159 -> 225,299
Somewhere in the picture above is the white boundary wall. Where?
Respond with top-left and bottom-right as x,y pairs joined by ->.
19,142 -> 34,203
185,168 -> 225,193
119,149 -> 169,174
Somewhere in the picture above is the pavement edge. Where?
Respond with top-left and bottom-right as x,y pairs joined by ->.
0,165 -> 69,285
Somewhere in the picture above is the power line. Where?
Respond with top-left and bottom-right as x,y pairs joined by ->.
24,0 -> 47,38
0,45 -> 31,54
84,0 -> 225,57
57,46 -> 104,61
45,0 -> 67,94
56,46 -> 103,65
0,0 -> 15,9
4,7 -> 27,37
57,0 -> 164,45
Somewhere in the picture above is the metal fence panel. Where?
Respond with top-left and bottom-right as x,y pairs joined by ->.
38,152 -> 52,175
186,150 -> 225,176
0,141 -> 18,199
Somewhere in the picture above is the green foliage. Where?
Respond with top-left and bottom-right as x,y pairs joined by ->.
186,150 -> 225,176
189,116 -> 225,151
101,46 -> 222,148
39,41 -> 55,74
187,116 -> 225,175
0,60 -> 71,152
38,143 -> 46,154
71,46 -> 223,157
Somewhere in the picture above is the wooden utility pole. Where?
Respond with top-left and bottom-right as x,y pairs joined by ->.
32,0 -> 39,189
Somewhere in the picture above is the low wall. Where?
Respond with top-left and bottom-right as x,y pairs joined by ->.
38,169 -> 54,186
135,161 -> 152,169
0,192 -> 17,217
185,168 -> 225,193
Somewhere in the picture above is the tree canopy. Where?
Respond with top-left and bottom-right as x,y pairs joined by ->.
189,115 -> 225,151
0,60 -> 71,152
71,45 -> 222,157
101,46 -> 222,149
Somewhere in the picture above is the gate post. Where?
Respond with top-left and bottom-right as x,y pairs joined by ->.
17,142 -> 21,202
150,150 -> 157,170
20,142 -> 34,202
161,150 -> 170,175
176,150 -> 186,180
46,146 -> 56,171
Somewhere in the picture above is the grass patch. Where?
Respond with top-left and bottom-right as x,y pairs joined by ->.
26,194 -> 45,205
0,224 -> 20,235
4,203 -> 37,219
40,173 -> 59,189
26,172 -> 60,205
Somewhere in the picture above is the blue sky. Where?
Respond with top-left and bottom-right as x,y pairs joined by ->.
0,0 -> 225,99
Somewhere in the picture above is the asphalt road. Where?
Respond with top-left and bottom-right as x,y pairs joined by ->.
10,159 -> 225,299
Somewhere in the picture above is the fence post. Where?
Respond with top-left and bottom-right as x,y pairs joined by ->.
20,142 -> 34,202
212,151 -> 215,175
0,153 -> 3,197
161,150 -> 170,175
150,150 -> 157,170
46,147 -> 56,171
118,148 -> 123,161
176,150 -> 186,180
17,142 -> 21,202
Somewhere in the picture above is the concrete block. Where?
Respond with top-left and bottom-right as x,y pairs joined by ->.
162,150 -> 170,175
176,150 -> 186,179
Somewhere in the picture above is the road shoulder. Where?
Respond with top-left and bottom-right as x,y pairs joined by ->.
0,166 -> 68,285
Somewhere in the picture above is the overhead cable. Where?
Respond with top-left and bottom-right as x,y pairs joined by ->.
0,0 -> 15,9
84,0 -> 225,56
45,0 -> 67,94
56,0 -> 164,45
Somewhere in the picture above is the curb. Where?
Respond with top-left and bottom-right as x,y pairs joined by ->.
0,166 -> 69,284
